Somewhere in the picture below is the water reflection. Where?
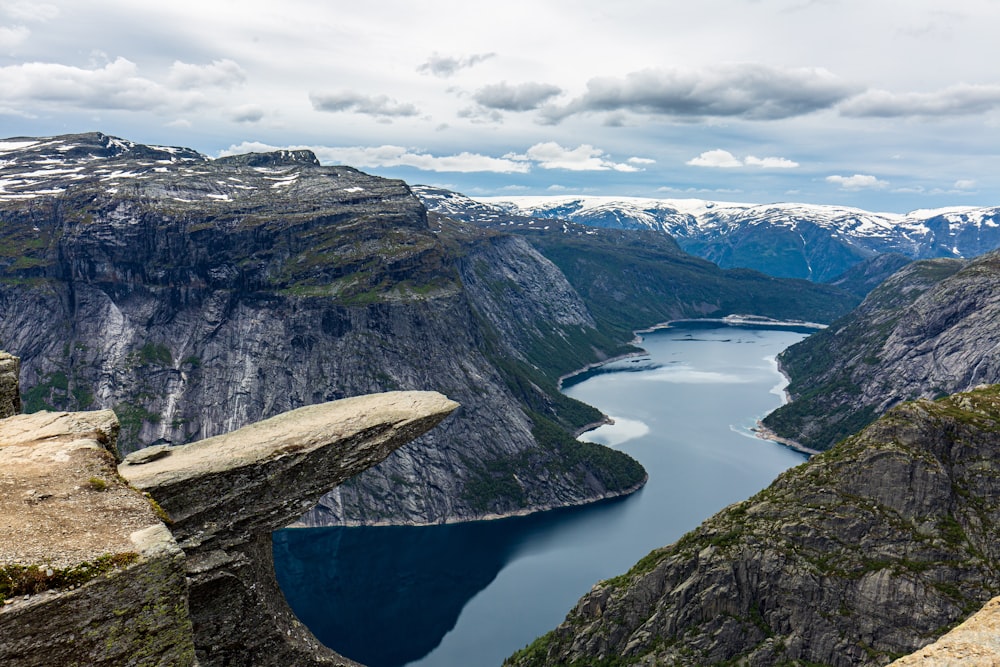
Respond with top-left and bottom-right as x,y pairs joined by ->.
273,494 -> 637,667
274,323 -> 812,667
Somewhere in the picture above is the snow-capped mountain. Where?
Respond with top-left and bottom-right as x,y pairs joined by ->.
413,186 -> 1000,282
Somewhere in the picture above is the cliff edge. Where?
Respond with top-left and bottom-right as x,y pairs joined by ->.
0,352 -> 458,666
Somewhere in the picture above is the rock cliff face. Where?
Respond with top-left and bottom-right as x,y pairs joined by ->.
0,132 -> 645,525
507,385 -> 1000,667
0,351 -> 459,666
763,250 -> 1000,450
0,406 -> 197,666
0,351 -> 18,418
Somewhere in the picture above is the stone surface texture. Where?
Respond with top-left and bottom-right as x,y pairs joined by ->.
890,595 -> 1000,666
0,132 -> 645,526
0,406 -> 196,666
0,351 -> 18,418
764,252 -> 1000,450
0,348 -> 459,666
507,385 -> 1000,667
120,390 -> 459,667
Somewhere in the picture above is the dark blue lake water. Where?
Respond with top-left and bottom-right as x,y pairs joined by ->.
273,322 -> 813,667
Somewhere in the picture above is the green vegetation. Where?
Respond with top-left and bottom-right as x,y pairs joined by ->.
88,477 -> 109,492
0,552 -> 139,604
138,342 -> 172,366
114,402 -> 161,444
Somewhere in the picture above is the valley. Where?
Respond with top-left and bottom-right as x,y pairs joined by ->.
3,132 -> 1000,666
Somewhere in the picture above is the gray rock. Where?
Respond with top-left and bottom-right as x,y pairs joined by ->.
121,390 -> 459,666
764,251 -> 1000,450
0,132 -> 645,526
507,386 -> 1000,667
0,351 -> 18,418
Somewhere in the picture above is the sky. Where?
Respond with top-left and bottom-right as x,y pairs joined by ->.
2,0 -> 1000,212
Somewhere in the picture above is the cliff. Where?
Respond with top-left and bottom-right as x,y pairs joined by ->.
506,385 -> 1000,667
763,250 -> 1000,450
0,132 -> 645,525
0,350 -> 458,666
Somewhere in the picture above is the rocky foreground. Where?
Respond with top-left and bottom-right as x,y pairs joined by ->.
0,350 -> 458,666
507,385 -> 1000,667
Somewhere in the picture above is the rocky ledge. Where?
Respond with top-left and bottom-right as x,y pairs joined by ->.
0,351 -> 458,666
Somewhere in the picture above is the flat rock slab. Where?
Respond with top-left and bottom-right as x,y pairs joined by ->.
890,595 -> 1000,666
121,391 -> 459,488
0,410 -> 162,569
120,390 -> 460,536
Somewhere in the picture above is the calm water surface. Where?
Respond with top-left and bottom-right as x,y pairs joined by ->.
274,322 -> 813,667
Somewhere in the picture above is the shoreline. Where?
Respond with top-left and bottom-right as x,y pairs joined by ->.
288,475 -> 649,528
752,421 -> 821,457
752,351 -> 821,457
556,351 -> 648,390
296,315 -> 820,528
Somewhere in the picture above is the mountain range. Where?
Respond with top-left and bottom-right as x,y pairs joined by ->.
415,186 -> 1000,282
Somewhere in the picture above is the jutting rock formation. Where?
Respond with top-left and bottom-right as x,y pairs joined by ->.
0,350 -> 458,666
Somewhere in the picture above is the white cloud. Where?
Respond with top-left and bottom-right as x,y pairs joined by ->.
509,142 -> 640,172
839,84 -> 1000,118
687,150 -> 798,169
219,142 -> 530,173
628,157 -> 656,165
826,174 -> 888,190
1,1 -> 59,21
309,91 -> 419,118
230,104 -> 263,123
0,56 -> 247,113
546,64 -> 860,122
954,179 -> 976,190
166,59 -> 246,89
744,155 -> 799,168
472,81 -> 562,111
417,52 -> 495,78
687,149 -> 742,168
0,25 -> 29,50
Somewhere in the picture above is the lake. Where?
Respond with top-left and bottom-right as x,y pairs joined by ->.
273,321 -> 814,667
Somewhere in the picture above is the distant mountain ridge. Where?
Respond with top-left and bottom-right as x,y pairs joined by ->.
415,186 -> 1000,281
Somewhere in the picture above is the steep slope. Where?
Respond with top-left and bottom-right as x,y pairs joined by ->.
0,132 -> 645,525
763,251 -> 1000,450
420,188 -> 1000,281
507,385 -> 1000,667
826,253 -> 914,299
416,187 -> 860,336
511,225 -> 857,337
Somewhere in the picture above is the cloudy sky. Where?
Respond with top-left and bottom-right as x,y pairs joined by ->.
2,0 -> 1000,212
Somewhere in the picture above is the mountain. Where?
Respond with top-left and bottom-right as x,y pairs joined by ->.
506,384 -> 1000,667
416,186 -> 859,336
0,132 -> 648,526
762,250 -> 1000,451
416,187 -> 1000,282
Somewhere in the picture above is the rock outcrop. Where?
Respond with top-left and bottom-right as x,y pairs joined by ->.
0,409 -> 196,666
506,385 -> 1000,667
0,351 -> 18,418
890,595 -> 1000,665
763,250 -> 1000,450
0,349 -> 459,666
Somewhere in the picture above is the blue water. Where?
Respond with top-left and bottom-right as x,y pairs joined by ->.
273,322 -> 813,667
